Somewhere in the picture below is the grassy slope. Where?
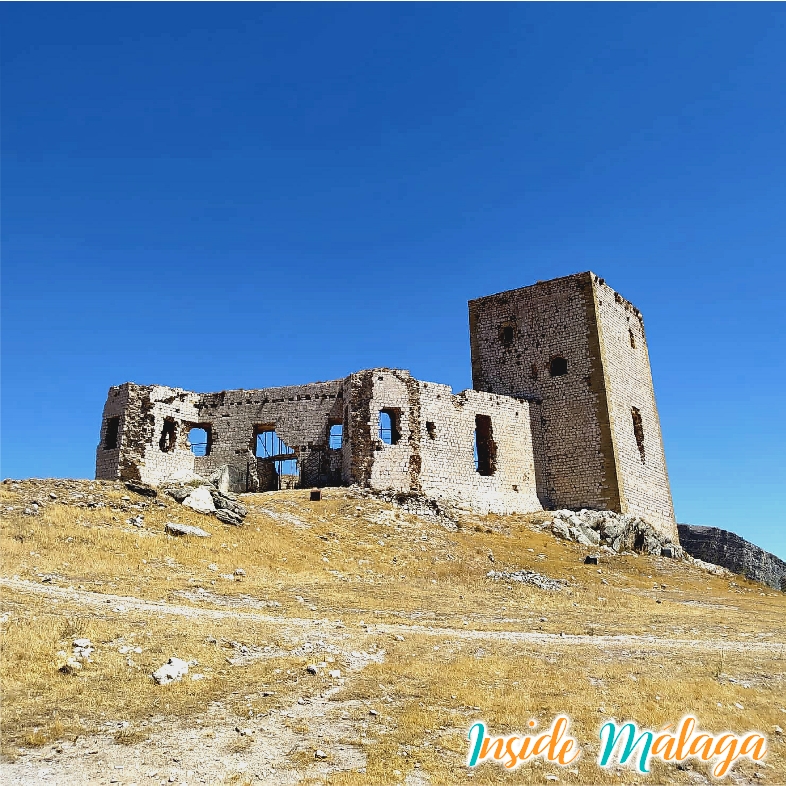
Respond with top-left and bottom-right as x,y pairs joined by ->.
1,479 -> 784,784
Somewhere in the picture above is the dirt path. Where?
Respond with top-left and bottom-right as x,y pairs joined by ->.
2,576 -> 782,655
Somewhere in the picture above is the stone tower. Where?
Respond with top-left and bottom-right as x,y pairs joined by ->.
469,271 -> 675,537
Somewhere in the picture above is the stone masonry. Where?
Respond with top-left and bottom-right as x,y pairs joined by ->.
96,273 -> 676,533
469,272 -> 675,539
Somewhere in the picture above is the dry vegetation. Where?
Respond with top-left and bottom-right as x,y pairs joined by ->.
1,478 -> 784,784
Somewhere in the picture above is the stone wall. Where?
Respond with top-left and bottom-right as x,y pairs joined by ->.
678,525 -> 786,591
346,370 -> 541,514
469,272 -> 676,539
95,369 -> 543,515
96,379 -> 345,492
593,278 -> 675,531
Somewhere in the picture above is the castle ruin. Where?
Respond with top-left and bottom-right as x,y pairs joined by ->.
96,272 -> 677,540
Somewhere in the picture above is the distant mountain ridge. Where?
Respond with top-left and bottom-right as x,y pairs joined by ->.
677,524 -> 786,591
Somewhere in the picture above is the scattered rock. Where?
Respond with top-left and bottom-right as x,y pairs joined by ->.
486,570 -> 566,591
314,749 -> 327,760
328,669 -> 342,679
72,638 -> 93,662
165,522 -> 211,538
306,664 -> 319,675
124,480 -> 157,498
58,657 -> 82,674
152,657 -> 189,685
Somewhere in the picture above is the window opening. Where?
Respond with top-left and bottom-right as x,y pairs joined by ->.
103,417 -> 120,450
474,414 -> 496,476
499,324 -> 514,347
629,328 -> 636,349
159,418 -> 177,452
631,407 -> 645,462
255,428 -> 299,490
426,421 -> 436,440
187,426 -> 211,456
549,356 -> 568,376
255,429 -> 294,459
379,409 -> 401,445
329,423 -> 343,449
530,363 -> 538,381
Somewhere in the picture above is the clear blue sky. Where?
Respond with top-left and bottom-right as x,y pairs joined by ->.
2,4 -> 784,558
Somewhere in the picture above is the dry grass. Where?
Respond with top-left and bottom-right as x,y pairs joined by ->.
1,479 -> 785,783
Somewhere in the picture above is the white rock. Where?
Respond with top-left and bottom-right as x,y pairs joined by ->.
328,669 -> 342,679
182,486 -> 216,514
165,522 -> 211,538
152,657 -> 189,685
73,638 -> 92,648
314,749 -> 327,759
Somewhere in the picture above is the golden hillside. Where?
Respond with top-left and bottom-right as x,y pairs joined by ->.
1,479 -> 784,785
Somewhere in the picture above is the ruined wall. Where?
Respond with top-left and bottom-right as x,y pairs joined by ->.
97,369 -> 544,515
417,383 -> 541,514
344,370 -> 541,514
469,272 -> 675,539
96,379 -> 346,492
190,381 -> 345,491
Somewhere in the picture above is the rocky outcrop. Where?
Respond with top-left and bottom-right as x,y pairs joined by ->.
546,509 -> 682,557
677,525 -> 786,591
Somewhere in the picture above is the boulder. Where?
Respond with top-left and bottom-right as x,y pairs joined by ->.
165,522 -> 211,538
182,486 -> 216,514
162,486 -> 191,503
215,509 -> 243,526
210,491 -> 247,518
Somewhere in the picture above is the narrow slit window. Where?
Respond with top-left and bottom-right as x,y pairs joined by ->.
103,416 -> 120,450
474,414 -> 496,476
159,418 -> 177,453
549,356 -> 568,376
629,328 -> 636,349
631,406 -> 645,462
379,409 -> 401,445
499,324 -> 514,347
329,423 -> 343,449
426,421 -> 436,440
